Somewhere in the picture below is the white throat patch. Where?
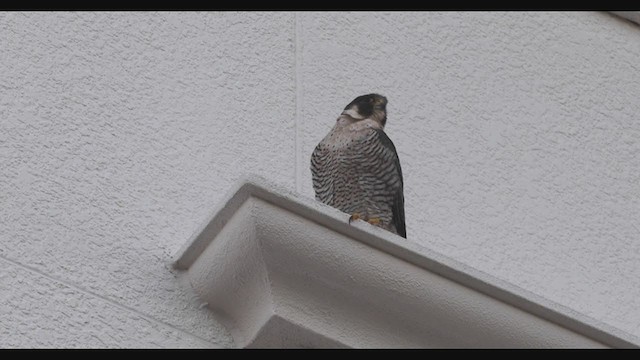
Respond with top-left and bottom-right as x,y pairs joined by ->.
341,107 -> 365,120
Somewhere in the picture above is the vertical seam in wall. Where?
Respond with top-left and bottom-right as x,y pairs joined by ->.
294,12 -> 303,194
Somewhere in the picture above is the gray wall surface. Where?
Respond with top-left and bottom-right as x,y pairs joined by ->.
1,12 -> 639,347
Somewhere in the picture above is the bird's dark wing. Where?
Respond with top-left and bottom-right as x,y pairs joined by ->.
310,142 -> 332,204
374,129 -> 406,238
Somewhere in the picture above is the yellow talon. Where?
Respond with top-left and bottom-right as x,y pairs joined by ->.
348,213 -> 361,224
367,218 -> 382,226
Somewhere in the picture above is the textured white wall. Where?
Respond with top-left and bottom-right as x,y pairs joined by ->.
0,12 -> 294,348
1,12 -> 639,347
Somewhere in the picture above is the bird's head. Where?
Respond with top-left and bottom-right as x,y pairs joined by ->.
340,93 -> 388,128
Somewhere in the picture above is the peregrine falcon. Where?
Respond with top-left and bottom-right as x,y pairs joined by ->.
310,93 -> 406,238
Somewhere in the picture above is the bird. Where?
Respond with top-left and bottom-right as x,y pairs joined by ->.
310,93 -> 406,238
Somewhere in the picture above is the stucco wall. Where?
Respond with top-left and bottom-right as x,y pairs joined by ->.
1,12 -> 639,347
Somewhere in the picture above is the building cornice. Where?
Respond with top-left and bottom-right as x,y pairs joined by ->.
173,175 -> 639,348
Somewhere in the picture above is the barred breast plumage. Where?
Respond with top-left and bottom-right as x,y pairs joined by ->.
310,94 -> 406,238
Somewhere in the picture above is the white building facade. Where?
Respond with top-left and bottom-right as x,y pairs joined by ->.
1,12 -> 639,348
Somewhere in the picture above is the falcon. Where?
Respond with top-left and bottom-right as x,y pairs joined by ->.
310,93 -> 406,238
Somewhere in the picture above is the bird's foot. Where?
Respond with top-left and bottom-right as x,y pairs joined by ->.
348,213 -> 382,227
367,217 -> 382,226
348,213 -> 361,224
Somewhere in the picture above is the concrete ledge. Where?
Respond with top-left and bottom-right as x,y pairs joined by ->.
173,175 -> 640,348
